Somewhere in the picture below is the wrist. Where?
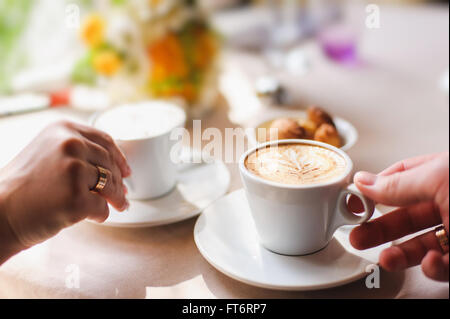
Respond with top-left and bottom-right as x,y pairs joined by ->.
0,178 -> 26,265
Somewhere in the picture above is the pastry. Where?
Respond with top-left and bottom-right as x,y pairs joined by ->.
307,106 -> 336,128
267,118 -> 306,141
314,123 -> 341,148
297,118 -> 318,139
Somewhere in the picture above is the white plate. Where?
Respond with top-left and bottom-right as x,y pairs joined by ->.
95,149 -> 230,228
245,110 -> 358,151
194,189 -> 389,291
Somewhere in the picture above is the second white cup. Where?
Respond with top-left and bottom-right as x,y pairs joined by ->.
94,101 -> 186,200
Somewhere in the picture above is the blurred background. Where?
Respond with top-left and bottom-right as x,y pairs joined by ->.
0,0 -> 448,121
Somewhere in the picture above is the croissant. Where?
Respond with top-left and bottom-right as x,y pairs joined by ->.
267,118 -> 306,141
307,106 -> 336,128
297,118 -> 318,139
314,123 -> 342,148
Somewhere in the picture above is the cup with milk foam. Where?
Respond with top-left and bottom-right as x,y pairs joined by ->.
94,101 -> 186,200
240,139 -> 375,255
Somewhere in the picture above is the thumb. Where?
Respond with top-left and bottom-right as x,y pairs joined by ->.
354,157 -> 445,207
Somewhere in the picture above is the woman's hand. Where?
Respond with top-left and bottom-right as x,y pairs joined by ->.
0,121 -> 131,264
349,152 -> 449,282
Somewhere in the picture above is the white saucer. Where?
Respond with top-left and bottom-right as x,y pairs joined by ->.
96,149 -> 230,228
245,110 -> 358,151
194,189 -> 389,291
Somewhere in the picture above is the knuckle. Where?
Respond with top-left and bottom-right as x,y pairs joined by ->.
91,143 -> 111,163
60,137 -> 85,157
100,132 -> 114,145
100,133 -> 120,156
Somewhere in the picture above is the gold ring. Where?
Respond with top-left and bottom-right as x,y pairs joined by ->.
92,166 -> 108,192
435,225 -> 449,253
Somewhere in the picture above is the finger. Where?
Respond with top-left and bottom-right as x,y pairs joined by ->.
379,153 -> 444,176
350,202 -> 441,250
378,229 -> 443,272
83,139 -> 112,168
83,191 -> 110,223
68,122 -> 131,177
85,164 -> 128,212
421,250 -> 449,282
354,157 -> 445,207
83,139 -> 124,193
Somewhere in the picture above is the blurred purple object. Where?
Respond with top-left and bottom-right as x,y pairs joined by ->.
319,25 -> 358,65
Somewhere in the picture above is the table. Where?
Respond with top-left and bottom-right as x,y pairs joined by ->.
0,3 -> 449,298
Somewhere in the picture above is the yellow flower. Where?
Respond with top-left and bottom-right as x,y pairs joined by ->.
93,51 -> 122,76
81,14 -> 105,48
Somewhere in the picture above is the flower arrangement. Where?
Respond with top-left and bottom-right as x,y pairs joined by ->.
72,0 -> 221,117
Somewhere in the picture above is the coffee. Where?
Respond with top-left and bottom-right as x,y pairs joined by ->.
93,101 -> 186,199
245,143 -> 347,185
94,102 -> 186,141
240,140 -> 373,256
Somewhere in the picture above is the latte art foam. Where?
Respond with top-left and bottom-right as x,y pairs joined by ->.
94,102 -> 185,140
245,144 -> 347,185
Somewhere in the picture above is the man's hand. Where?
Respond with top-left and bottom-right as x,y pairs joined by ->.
349,152 -> 449,282
0,121 -> 131,264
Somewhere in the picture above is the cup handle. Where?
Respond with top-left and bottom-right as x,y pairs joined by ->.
327,184 -> 375,238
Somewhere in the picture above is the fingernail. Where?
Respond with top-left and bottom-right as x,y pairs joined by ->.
355,172 -> 377,186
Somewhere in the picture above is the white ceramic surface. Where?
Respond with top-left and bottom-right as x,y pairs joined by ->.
93,101 -> 186,200
194,189 -> 388,291
239,139 -> 374,255
94,149 -> 230,228
245,110 -> 358,151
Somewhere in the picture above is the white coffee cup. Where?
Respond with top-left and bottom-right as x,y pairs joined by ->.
239,139 -> 374,256
94,101 -> 186,200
